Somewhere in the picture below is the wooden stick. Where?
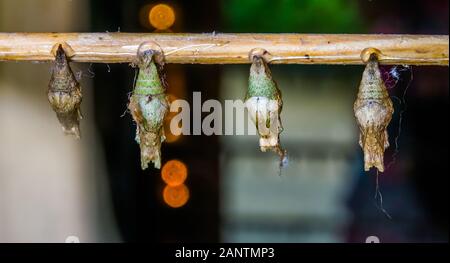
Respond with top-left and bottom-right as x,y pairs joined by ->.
0,33 -> 448,65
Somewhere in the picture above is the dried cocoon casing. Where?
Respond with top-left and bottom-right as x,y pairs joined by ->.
48,45 -> 82,138
245,55 -> 286,161
128,50 -> 169,170
354,54 -> 394,172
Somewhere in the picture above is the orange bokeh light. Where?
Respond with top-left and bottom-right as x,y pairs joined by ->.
149,4 -> 175,30
164,125 -> 180,143
163,184 -> 189,208
161,159 -> 188,186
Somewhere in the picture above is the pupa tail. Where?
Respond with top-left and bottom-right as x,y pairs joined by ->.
360,127 -> 389,172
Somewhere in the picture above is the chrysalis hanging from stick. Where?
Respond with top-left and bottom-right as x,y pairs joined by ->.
48,44 -> 83,138
245,49 -> 287,169
128,49 -> 169,170
354,49 -> 394,172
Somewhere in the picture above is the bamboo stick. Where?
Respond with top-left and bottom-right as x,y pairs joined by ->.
0,33 -> 448,65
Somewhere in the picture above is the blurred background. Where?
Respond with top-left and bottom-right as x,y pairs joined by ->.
0,0 -> 448,242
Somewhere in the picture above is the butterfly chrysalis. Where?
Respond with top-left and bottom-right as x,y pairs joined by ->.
128,49 -> 169,170
245,50 -> 287,171
354,52 -> 394,172
48,44 -> 83,138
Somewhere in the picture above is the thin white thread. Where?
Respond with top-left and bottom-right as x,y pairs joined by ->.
374,170 -> 392,219
386,66 -> 413,170
164,43 -> 223,56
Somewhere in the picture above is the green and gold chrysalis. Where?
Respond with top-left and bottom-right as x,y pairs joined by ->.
245,50 -> 287,169
128,50 -> 169,170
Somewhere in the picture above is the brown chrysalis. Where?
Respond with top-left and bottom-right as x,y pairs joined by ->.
354,53 -> 394,172
47,44 -> 82,138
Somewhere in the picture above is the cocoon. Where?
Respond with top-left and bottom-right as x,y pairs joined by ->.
354,54 -> 394,172
128,50 -> 169,170
245,53 -> 287,165
47,45 -> 82,138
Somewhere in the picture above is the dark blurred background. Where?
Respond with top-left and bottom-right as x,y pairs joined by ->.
0,0 -> 448,243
